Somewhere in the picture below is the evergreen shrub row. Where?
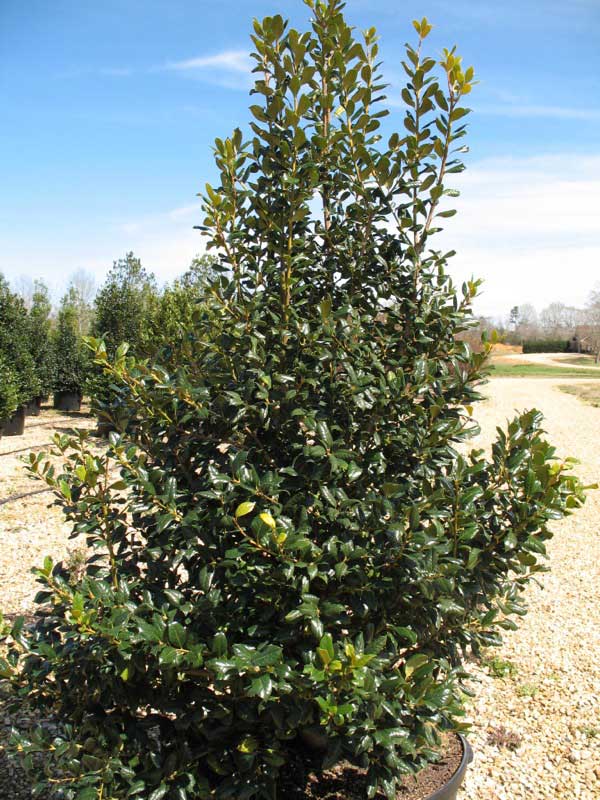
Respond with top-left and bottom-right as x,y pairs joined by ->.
522,339 -> 570,354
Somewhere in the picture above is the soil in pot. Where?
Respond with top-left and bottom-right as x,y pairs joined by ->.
0,406 -> 26,436
54,391 -> 82,412
281,733 -> 467,800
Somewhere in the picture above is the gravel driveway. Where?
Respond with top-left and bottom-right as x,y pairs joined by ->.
458,378 -> 600,800
0,405 -> 97,615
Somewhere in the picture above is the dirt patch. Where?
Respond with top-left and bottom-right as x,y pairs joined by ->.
559,383 -> 600,408
490,343 -> 522,355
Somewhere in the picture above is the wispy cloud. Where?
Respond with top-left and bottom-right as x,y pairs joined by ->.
168,204 -> 200,221
383,87 -> 600,122
164,49 -> 251,74
160,49 -> 253,90
477,104 -> 600,121
105,200 -> 207,285
383,73 -> 600,122
117,202 -> 202,236
57,50 -> 253,88
439,154 -> 600,317
428,0 -> 600,31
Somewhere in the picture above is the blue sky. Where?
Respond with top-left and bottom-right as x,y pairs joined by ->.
1,0 -> 599,317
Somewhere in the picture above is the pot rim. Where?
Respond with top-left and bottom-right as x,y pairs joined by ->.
422,733 -> 473,800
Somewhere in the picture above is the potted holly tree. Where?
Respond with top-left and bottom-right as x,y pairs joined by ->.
0,356 -> 19,438
0,275 -> 41,435
89,252 -> 158,434
1,2 -> 587,799
52,292 -> 88,412
25,279 -> 56,415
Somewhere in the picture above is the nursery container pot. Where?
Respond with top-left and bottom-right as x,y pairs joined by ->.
24,397 -> 42,416
0,406 -> 26,436
423,735 -> 473,800
297,732 -> 472,800
54,391 -> 82,412
96,419 -> 116,437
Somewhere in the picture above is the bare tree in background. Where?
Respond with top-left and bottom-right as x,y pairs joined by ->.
512,303 -> 539,341
540,302 -> 579,336
517,303 -> 538,326
579,289 -> 600,362
509,305 -> 520,330
13,276 -> 36,309
67,270 -> 96,335
69,270 -> 96,305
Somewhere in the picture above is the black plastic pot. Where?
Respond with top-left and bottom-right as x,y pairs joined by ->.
54,391 -> 82,412
300,731 -> 473,800
0,406 -> 26,436
96,419 -> 116,438
24,397 -> 42,416
425,735 -> 473,800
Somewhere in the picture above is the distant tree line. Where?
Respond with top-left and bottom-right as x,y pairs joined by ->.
461,291 -> 600,362
4,256 -> 600,433
0,252 -> 218,431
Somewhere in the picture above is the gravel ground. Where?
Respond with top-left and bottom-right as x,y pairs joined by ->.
0,384 -> 599,799
458,378 -> 600,800
0,404 -> 97,615
0,405 -> 98,798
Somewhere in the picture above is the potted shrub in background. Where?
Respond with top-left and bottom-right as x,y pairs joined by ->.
25,279 -> 55,415
0,356 -> 20,438
0,274 -> 41,434
1,2 -> 588,799
12,352 -> 41,427
146,254 -> 219,371
0,402 -> 26,437
89,252 -> 158,434
52,291 -> 87,412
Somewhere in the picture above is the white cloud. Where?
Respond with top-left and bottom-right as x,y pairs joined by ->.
438,154 -> 600,317
1,202 -> 207,297
477,104 -> 600,121
161,50 -> 253,89
167,204 -> 200,221
428,0 -> 599,30
117,203 -> 200,235
5,154 -> 599,320
382,75 -> 600,122
116,155 -> 600,320
111,202 -> 205,281
164,50 -> 251,74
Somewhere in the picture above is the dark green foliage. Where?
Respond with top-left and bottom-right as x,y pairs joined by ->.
27,280 -> 55,398
0,355 -> 19,421
0,274 -> 41,406
147,255 -> 219,368
92,252 -> 158,359
1,3 -> 588,800
52,292 -> 88,395
522,339 -> 570,354
89,252 -> 158,420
